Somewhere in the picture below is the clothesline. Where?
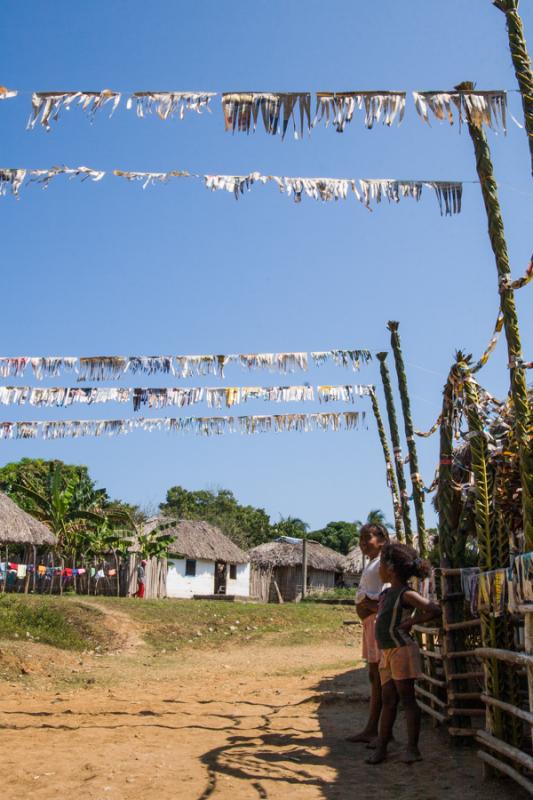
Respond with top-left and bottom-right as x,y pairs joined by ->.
0,88 -> 516,134
0,350 -> 372,380
0,383 -> 372,409
0,167 -> 464,214
0,411 -> 365,440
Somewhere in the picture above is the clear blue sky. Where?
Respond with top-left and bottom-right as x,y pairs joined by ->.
1,0 -> 532,529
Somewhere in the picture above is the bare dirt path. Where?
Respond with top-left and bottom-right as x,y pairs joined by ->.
0,634 -> 525,800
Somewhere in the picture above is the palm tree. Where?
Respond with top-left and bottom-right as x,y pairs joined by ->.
359,509 -> 394,531
273,515 -> 310,538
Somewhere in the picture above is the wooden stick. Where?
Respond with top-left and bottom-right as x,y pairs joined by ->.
420,648 -> 443,660
449,691 -> 483,701
447,650 -> 480,659
444,618 -> 481,631
447,707 -> 485,717
415,685 -> 447,708
448,671 -> 484,681
412,625 -> 441,636
416,698 -> 447,723
417,674 -> 447,688
477,729 -> 533,772
448,727 -> 478,737
481,693 -> 533,726
476,646 -> 533,668
477,750 -> 533,796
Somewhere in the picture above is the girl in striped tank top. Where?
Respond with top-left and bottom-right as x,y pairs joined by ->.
366,543 -> 440,765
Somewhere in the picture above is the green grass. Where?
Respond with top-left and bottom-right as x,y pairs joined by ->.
0,595 -> 111,651
0,595 -> 360,653
69,596 -> 359,650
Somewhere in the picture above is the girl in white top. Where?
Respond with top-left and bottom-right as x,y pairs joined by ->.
347,523 -> 390,744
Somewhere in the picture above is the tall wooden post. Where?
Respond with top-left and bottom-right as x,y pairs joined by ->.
437,371 -> 460,567
369,387 -> 405,541
377,352 -> 413,544
493,0 -> 533,175
460,80 -> 533,550
301,536 -> 308,599
387,321 -> 427,556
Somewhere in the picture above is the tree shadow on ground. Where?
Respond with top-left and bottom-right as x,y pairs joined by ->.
196,664 -> 527,800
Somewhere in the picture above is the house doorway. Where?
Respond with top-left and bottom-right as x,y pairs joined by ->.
214,561 -> 227,594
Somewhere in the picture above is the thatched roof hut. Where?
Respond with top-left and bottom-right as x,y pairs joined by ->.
249,537 -> 344,602
143,517 -> 249,563
342,546 -> 365,576
249,538 -> 344,571
0,492 -> 55,546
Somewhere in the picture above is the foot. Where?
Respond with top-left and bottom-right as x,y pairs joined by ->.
366,734 -> 396,750
365,746 -> 388,765
400,746 -> 422,764
346,730 -> 377,743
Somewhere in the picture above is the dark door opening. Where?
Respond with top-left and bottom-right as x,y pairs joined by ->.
214,561 -> 227,594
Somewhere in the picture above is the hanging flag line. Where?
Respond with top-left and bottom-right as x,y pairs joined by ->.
0,411 -> 365,440
0,351 -> 371,381
0,88 -> 513,134
0,383 -> 373,409
0,166 -> 463,214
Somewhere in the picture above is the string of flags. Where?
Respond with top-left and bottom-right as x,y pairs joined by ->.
0,350 -> 372,380
0,383 -> 372,409
0,562 -> 118,581
0,87 -> 512,134
0,166 -> 464,214
0,411 -> 365,440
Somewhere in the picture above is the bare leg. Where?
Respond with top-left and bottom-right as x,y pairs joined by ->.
346,662 -> 381,742
366,680 -> 398,764
396,679 -> 422,762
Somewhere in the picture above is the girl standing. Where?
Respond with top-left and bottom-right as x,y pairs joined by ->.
366,542 -> 440,764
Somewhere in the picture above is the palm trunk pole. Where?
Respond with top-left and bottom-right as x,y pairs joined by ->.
437,371 -> 461,567
455,359 -> 520,745
493,0 -> 533,175
377,352 -> 413,545
387,322 -> 427,557
460,80 -> 533,550
369,388 -> 405,540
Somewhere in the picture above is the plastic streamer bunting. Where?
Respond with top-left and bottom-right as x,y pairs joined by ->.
0,411 -> 365,441
0,350 -> 372,381
0,166 -> 464,215
2,88 -> 511,135
0,384 -> 372,410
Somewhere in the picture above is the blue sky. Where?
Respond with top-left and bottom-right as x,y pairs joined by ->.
1,0 -> 532,530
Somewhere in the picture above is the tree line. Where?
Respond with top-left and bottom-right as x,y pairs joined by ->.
0,458 -> 392,561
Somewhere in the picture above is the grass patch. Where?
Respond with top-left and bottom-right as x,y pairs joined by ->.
82,597 -> 360,651
0,595 -> 111,651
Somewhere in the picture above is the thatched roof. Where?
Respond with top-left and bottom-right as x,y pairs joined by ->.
143,517 -> 249,563
342,546 -> 365,575
249,539 -> 344,572
0,493 -> 56,546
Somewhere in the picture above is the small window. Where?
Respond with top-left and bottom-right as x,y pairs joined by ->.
229,564 -> 237,580
185,559 -> 196,577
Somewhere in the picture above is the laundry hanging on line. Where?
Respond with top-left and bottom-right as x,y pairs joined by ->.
0,411 -> 365,441
0,350 -> 372,380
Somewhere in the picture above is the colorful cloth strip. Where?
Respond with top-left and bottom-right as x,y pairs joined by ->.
0,411 -> 365,440
0,352 -> 372,380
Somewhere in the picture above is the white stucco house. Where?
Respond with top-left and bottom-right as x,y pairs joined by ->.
140,518 -> 250,599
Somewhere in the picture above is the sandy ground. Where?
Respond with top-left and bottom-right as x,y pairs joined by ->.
0,613 -> 526,800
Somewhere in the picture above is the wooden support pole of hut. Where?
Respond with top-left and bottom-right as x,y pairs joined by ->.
387,321 -> 427,556
376,352 -> 411,543
493,0 -> 533,175
301,536 -> 308,599
459,80 -> 533,551
455,358 -> 521,746
369,387 -> 405,541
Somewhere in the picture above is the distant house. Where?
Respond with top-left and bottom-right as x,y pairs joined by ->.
341,546 -> 366,588
139,518 -> 250,599
249,536 -> 344,603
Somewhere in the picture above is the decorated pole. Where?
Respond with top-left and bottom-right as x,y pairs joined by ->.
376,352 -> 413,545
369,387 -> 405,541
459,80 -> 533,551
387,322 -> 427,557
437,370 -> 460,567
455,358 -> 520,745
493,0 -> 533,175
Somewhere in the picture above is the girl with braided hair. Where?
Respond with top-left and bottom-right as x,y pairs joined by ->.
366,542 -> 440,765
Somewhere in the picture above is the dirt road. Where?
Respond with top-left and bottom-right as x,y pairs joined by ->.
0,631 -> 525,800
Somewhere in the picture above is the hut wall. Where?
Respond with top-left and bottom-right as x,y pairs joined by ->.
226,563 -> 250,597
166,558 -> 215,598
272,566 -> 302,602
250,564 -> 273,603
308,568 -> 337,593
